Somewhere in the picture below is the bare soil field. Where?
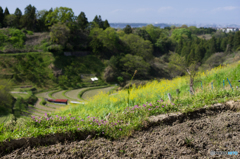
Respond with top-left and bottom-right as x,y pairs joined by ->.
1,101 -> 240,159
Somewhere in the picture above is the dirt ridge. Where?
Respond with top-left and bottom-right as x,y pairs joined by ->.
1,100 -> 240,158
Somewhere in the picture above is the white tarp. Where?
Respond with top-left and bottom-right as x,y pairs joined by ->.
70,101 -> 85,104
90,77 -> 98,81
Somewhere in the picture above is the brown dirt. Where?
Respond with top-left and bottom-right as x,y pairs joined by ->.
1,101 -> 240,159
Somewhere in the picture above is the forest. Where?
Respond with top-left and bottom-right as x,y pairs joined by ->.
0,5 -> 240,86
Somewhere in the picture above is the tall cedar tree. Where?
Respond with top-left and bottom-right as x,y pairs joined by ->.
233,31 -> 240,50
123,25 -> 132,34
93,15 -> 103,28
14,8 -> 22,28
4,7 -> 10,16
77,12 -> 88,30
21,5 -> 37,31
0,7 -> 4,27
103,20 -> 110,30
3,7 -> 10,27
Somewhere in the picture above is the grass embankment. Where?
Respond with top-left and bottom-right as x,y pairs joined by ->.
81,86 -> 116,100
1,61 -> 240,142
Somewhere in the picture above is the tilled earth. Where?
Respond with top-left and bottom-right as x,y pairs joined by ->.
2,110 -> 240,159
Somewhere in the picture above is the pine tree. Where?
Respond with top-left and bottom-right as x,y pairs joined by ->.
3,7 -> 10,27
233,31 -> 240,51
4,7 -> 10,16
209,36 -> 216,54
93,15 -> 103,28
103,20 -> 110,30
14,8 -> 22,28
0,7 -> 4,27
220,37 -> 227,52
176,37 -> 183,54
77,11 -> 88,30
123,25 -> 132,34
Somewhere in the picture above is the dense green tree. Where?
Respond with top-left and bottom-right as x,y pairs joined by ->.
0,80 -> 14,115
3,7 -> 10,27
45,7 -> 75,26
181,45 -> 190,57
155,36 -> 174,54
36,9 -> 49,31
216,38 -> 221,52
49,22 -> 70,46
12,55 -> 48,86
14,8 -> 22,18
14,8 -> 22,28
145,24 -> 162,43
227,35 -> 234,52
233,31 -> 240,51
0,7 -> 4,27
187,49 -> 195,64
93,15 -> 103,28
175,37 -> 183,54
98,27 -> 119,51
133,28 -> 152,41
181,24 -> 188,28
77,11 -> 88,30
220,37 -> 227,52
89,36 -> 104,55
123,25 -> 132,34
120,54 -> 150,78
103,20 -> 110,30
194,45 -> 204,61
171,28 -> 191,43
209,36 -> 216,54
4,7 -> 10,16
4,14 -> 17,27
20,5 -> 37,30
120,34 -> 153,60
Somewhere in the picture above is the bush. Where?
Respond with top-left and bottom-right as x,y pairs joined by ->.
42,100 -> 47,105
27,30 -> 33,35
47,44 -> 63,53
26,95 -> 38,105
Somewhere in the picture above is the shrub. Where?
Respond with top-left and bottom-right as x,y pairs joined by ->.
27,30 -> 33,35
42,100 -> 47,105
47,44 -> 63,53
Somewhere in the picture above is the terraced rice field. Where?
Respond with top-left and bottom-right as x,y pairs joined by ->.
7,86 -> 115,120
36,90 -> 56,99
82,86 -> 115,100
52,90 -> 67,99
65,88 -> 89,101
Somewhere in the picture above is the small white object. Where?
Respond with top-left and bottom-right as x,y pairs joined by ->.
90,77 -> 98,81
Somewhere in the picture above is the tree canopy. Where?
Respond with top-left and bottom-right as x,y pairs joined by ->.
45,7 -> 75,26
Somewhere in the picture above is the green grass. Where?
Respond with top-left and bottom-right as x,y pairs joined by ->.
1,61 -> 240,142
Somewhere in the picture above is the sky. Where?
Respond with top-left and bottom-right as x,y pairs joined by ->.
0,0 -> 240,25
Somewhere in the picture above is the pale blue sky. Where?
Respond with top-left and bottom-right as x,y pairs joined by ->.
0,0 -> 239,24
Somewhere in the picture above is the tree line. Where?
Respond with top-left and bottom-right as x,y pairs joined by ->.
0,5 -> 240,85
0,5 -> 110,32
